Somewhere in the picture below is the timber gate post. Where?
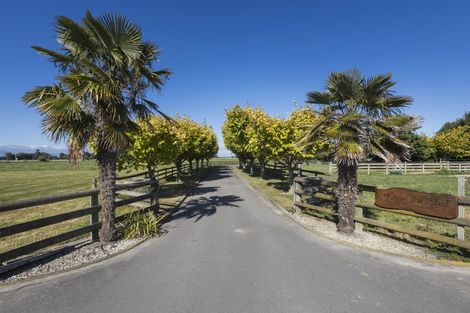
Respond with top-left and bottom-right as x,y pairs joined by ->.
148,167 -> 160,216
90,178 -> 99,241
457,176 -> 466,240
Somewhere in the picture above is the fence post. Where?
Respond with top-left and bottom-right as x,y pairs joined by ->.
297,163 -> 302,177
422,163 -> 425,174
329,162 -> 333,174
457,176 -> 466,241
293,179 -> 302,214
148,167 -> 160,216
355,207 -> 364,232
385,163 -> 389,175
367,164 -> 370,176
90,178 -> 99,241
404,162 -> 407,175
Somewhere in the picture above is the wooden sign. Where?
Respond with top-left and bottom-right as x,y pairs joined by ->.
375,188 -> 458,219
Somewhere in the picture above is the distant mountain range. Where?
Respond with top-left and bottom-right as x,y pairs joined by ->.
0,145 -> 68,156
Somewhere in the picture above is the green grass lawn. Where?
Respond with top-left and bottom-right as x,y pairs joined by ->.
0,160 -> 99,202
0,159 -> 221,202
209,157 -> 239,166
302,162 -> 470,195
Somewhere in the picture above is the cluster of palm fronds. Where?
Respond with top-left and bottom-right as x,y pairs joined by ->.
304,69 -> 416,166
22,11 -> 171,162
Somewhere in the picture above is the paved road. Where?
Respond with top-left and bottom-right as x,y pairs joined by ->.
1,167 -> 469,313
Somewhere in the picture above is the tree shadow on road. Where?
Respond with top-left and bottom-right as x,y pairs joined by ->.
201,166 -> 233,182
168,194 -> 243,223
189,186 -> 220,196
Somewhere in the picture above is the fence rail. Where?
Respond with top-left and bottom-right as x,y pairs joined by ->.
293,174 -> 470,250
243,162 -> 470,250
328,161 -> 470,175
0,163 -> 193,266
251,163 -> 326,177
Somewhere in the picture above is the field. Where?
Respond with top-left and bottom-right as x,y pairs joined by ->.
0,160 -> 209,255
0,160 -> 99,202
0,159 -> 238,202
302,162 -> 470,195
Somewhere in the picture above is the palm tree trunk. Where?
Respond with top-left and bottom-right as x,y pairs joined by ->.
189,159 -> 193,175
97,149 -> 117,242
337,163 -> 358,234
238,157 -> 243,169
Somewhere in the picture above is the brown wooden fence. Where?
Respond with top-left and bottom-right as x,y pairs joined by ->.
293,174 -> 470,250
246,162 -> 470,250
328,161 -> 470,175
0,164 -> 191,267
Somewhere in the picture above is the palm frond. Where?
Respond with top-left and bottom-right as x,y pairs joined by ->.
55,15 -> 97,57
83,11 -> 117,59
31,46 -> 74,71
97,12 -> 142,61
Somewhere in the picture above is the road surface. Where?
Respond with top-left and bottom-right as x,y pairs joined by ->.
1,166 -> 469,313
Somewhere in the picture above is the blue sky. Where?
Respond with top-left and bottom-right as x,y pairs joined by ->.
0,0 -> 469,155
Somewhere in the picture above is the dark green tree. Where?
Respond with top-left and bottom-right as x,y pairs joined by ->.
438,111 -> 470,134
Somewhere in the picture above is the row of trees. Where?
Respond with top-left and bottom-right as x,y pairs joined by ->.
222,105 -> 324,188
224,70 -> 417,235
396,121 -> 470,161
2,151 -> 94,161
4,149 -> 53,161
118,115 -> 218,180
223,105 -> 469,191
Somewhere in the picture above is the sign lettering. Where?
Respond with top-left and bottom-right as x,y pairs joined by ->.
375,188 -> 458,219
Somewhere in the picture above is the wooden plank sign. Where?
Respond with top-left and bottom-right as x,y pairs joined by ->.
375,188 -> 458,219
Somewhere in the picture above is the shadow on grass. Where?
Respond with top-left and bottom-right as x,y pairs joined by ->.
266,181 -> 290,193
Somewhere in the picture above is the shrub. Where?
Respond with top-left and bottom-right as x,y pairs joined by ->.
119,211 -> 162,239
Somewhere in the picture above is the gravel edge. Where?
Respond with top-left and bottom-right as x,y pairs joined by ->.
0,238 -> 148,286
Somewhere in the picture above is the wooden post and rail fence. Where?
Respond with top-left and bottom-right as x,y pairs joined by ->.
0,163 -> 193,267
292,174 -> 470,251
246,162 -> 470,251
325,161 -> 470,175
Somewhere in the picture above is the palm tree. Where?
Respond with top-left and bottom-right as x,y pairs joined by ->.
23,11 -> 171,242
303,70 -> 415,234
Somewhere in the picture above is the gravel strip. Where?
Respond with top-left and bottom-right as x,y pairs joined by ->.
293,212 -> 437,260
2,238 -> 142,283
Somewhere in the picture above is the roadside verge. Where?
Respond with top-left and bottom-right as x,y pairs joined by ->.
233,167 -> 470,269
0,168 -> 210,288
